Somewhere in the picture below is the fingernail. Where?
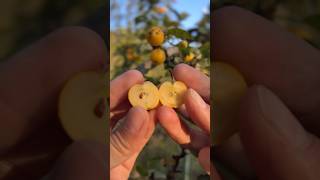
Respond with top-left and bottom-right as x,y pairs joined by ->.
256,86 -> 307,147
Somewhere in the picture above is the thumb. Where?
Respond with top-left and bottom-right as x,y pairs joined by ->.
239,85 -> 320,180
110,107 -> 149,168
45,141 -> 107,180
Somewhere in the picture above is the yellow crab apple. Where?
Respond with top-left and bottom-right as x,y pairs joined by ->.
212,62 -> 247,145
128,81 -> 160,110
150,48 -> 166,64
159,81 -> 187,108
58,71 -> 107,143
179,40 -> 188,49
154,6 -> 167,14
147,26 -> 165,47
184,52 -> 195,62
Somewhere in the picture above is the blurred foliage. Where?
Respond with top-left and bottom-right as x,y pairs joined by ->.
110,0 -> 210,179
213,0 -> 320,48
0,0 -> 105,61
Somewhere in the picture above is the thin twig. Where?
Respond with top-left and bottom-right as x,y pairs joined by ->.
166,148 -> 186,180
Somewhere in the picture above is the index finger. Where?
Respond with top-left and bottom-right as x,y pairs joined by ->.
173,64 -> 210,102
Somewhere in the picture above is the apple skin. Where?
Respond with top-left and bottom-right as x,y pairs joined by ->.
212,62 -> 247,145
58,71 -> 107,143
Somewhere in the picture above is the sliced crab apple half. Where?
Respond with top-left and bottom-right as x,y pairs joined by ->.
128,81 -> 160,110
212,62 -> 247,145
159,81 -> 187,108
58,71 -> 107,143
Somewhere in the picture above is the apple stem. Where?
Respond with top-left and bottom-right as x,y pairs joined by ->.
169,69 -> 175,82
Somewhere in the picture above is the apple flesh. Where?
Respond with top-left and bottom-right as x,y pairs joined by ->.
58,71 -> 106,143
128,81 -> 159,110
212,62 -> 247,145
159,81 -> 187,108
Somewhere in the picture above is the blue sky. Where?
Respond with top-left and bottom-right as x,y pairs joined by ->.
172,0 -> 209,29
110,0 -> 210,30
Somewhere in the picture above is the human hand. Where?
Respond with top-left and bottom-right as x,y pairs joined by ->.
213,6 -> 320,179
109,70 -> 157,180
0,26 -> 108,179
156,64 -> 217,177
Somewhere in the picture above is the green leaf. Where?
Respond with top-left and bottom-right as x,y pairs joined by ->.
145,76 -> 161,85
179,47 -> 191,56
149,0 -> 159,5
199,42 -> 210,58
304,15 -> 320,31
179,12 -> 189,21
147,19 -> 158,27
135,15 -> 147,24
163,15 -> 179,27
167,28 -> 192,40
136,165 -> 148,177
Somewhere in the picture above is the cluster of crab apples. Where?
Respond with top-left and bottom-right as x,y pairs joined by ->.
148,26 -> 166,64
148,26 -> 194,64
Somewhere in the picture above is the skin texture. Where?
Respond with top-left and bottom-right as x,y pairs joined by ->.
213,6 -> 320,179
110,70 -> 157,180
157,64 -> 215,176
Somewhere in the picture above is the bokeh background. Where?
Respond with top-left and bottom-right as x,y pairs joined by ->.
214,0 -> 320,48
213,0 -> 320,179
0,0 -> 105,61
110,0 -> 210,179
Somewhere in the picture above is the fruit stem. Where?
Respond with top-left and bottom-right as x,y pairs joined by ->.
169,69 -> 175,82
